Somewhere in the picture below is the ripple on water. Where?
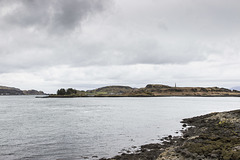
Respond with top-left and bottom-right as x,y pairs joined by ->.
1,96 -> 240,159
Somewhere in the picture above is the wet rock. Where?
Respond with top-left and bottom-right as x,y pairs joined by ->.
132,145 -> 137,149
210,153 -> 218,158
233,146 -> 240,151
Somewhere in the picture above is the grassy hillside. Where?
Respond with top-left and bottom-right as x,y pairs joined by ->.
87,86 -> 135,96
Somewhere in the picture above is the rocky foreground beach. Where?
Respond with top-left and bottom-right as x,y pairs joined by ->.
101,110 -> 240,160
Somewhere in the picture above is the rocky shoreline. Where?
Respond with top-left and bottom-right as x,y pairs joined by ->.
101,110 -> 240,160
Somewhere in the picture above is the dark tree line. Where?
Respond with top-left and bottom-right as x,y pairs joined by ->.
57,88 -> 77,95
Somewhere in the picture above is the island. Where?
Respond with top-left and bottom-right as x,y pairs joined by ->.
47,84 -> 240,98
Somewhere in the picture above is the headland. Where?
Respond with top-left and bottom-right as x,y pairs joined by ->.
47,84 -> 240,98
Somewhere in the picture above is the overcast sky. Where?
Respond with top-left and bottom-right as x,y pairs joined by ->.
0,0 -> 240,93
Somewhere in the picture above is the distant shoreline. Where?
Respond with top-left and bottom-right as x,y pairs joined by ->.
46,84 -> 240,98
42,94 -> 240,98
2,83 -> 240,97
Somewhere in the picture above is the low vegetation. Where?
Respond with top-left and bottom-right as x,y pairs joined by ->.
57,88 -> 77,95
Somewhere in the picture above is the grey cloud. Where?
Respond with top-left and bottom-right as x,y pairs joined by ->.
157,21 -> 168,31
0,0 -> 110,33
1,0 -> 240,74
2,0 -> 240,92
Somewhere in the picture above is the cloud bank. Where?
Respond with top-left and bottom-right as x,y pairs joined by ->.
0,0 -> 110,32
0,0 -> 240,92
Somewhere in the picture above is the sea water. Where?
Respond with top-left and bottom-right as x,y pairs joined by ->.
1,96 -> 240,160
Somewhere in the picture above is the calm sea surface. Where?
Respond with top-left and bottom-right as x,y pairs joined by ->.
1,96 -> 240,160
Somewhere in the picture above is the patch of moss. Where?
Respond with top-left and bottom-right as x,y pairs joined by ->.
183,136 -> 240,160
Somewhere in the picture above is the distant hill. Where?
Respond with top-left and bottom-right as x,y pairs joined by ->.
87,85 -> 135,96
23,90 -> 46,95
0,86 -> 24,95
0,86 -> 46,95
134,84 -> 238,97
49,84 -> 240,97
